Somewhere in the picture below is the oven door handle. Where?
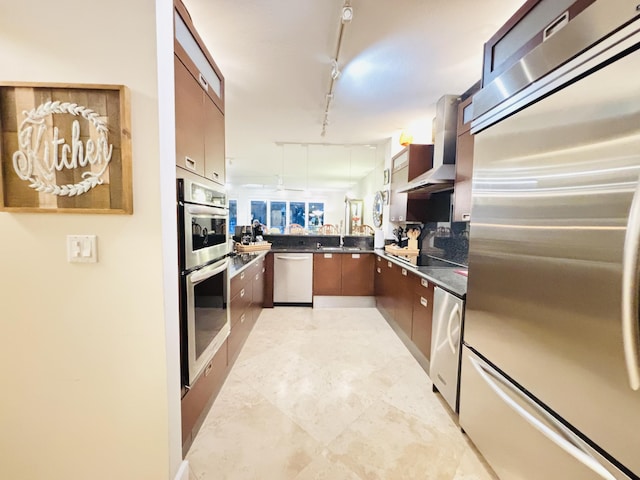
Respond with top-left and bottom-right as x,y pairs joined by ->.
189,257 -> 229,284
186,204 -> 227,217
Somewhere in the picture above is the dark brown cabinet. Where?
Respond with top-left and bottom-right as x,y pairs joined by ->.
313,253 -> 374,296
175,56 -> 205,177
203,95 -> 225,184
313,253 -> 342,295
341,253 -> 374,296
389,144 -> 434,223
411,276 -> 435,361
394,266 -> 414,339
453,95 -> 474,222
375,256 -> 399,321
174,0 -> 226,185
389,144 -> 450,223
374,256 -> 436,363
180,340 -> 227,453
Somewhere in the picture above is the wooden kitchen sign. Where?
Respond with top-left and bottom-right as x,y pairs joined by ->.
0,83 -> 132,213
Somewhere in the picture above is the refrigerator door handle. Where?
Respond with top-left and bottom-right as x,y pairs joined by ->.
622,175 -> 640,391
469,356 -> 617,480
446,303 -> 460,354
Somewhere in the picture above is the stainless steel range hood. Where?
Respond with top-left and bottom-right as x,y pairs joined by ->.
398,94 -> 459,193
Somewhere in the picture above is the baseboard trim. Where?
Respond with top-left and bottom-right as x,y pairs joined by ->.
174,460 -> 189,480
313,296 -> 376,308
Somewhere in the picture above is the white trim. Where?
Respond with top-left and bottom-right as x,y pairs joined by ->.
174,460 -> 190,480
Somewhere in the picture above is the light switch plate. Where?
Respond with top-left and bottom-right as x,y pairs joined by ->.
67,235 -> 98,263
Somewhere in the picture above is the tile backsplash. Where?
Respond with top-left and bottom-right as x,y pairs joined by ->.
418,221 -> 469,266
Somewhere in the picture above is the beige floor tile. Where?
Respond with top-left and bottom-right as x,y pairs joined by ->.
294,454 -> 363,480
187,307 -> 495,480
188,387 -> 322,480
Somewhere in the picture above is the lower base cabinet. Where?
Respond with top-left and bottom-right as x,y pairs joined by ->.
314,252 -> 374,296
181,340 -> 228,453
375,256 -> 435,363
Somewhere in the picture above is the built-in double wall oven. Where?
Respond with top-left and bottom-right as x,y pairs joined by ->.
177,168 -> 229,388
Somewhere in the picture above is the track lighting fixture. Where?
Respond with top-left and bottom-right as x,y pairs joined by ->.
330,59 -> 341,80
341,5 -> 353,23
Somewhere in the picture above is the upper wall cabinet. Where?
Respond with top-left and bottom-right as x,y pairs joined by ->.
389,144 -> 450,223
452,82 -> 479,222
481,0 -> 594,87
174,1 -> 226,185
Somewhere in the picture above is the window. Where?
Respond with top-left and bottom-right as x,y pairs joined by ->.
229,199 -> 237,234
308,202 -> 324,230
270,201 -> 286,233
290,202 -> 306,228
250,200 -> 267,225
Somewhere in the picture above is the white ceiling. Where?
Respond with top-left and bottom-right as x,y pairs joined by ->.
181,0 -> 524,193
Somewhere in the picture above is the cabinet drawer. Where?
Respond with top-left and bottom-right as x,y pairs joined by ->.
227,317 -> 250,366
230,283 -> 252,327
230,268 -> 252,299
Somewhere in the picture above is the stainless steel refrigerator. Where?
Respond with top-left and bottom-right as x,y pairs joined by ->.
460,2 -> 640,479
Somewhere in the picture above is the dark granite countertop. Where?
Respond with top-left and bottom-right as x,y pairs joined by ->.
270,246 -> 376,254
228,251 -> 268,278
227,247 -> 466,297
374,249 -> 467,298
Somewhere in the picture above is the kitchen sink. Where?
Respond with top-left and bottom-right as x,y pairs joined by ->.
343,247 -> 361,251
318,246 -> 342,251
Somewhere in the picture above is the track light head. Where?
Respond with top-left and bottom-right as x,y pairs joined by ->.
341,6 -> 353,23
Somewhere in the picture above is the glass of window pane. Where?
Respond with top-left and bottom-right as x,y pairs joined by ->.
270,201 -> 286,233
229,200 -> 237,235
290,202 -> 306,229
250,200 -> 267,226
308,202 -> 324,232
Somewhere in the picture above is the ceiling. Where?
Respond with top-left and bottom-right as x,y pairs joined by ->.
181,0 -> 524,194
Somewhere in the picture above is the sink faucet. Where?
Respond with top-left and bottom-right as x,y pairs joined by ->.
316,242 -> 321,249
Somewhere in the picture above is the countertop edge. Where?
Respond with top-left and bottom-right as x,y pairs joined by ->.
373,249 -> 467,298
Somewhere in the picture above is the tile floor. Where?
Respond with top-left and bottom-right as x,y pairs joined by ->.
187,307 -> 497,480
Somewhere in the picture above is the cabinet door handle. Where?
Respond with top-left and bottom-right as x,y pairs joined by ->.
240,313 -> 246,323
255,273 -> 259,280
240,288 -> 245,298
240,272 -> 245,280
387,261 -> 392,268
185,156 -> 197,171
421,278 -> 429,288
262,267 -> 265,273
377,267 -> 381,273
212,171 -> 220,179
420,297 -> 428,307
462,213 -> 471,221
198,72 -> 209,90
401,268 -> 407,276
446,304 -> 460,354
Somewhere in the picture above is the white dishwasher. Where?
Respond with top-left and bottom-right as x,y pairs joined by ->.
273,253 -> 313,304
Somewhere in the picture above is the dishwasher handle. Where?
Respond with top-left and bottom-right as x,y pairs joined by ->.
275,255 -> 310,261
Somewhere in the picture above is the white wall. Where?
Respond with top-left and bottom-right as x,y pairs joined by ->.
0,1 -> 177,479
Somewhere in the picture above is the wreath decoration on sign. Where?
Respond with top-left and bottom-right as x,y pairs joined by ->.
12,101 -> 113,197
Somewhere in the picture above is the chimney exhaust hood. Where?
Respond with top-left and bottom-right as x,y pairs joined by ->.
398,94 -> 459,194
